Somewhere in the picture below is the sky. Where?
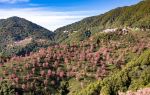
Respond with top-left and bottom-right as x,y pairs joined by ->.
0,0 -> 141,31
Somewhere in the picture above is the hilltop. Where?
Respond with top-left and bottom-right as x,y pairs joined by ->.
0,16 -> 55,57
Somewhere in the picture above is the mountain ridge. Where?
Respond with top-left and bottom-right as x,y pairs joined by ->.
0,16 -> 55,57
0,16 -> 54,41
54,0 -> 150,43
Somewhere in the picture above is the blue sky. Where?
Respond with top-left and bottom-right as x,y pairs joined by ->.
0,0 -> 141,30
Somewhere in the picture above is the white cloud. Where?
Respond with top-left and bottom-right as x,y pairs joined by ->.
0,0 -> 29,4
0,8 -> 101,31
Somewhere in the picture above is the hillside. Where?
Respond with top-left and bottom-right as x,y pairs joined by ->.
0,16 -> 55,57
0,29 -> 150,94
54,0 -> 150,43
76,49 -> 150,95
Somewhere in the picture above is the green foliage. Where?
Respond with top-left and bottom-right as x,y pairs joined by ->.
60,30 -> 92,44
0,81 -> 15,95
77,49 -> 150,95
76,81 -> 101,95
59,81 -> 69,95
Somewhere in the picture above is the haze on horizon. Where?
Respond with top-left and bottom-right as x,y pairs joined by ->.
0,0 -> 140,31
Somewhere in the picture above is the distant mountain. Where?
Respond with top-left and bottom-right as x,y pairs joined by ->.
54,0 -> 150,43
0,16 -> 55,57
0,16 -> 54,42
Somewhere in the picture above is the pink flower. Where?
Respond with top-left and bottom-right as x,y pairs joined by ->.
40,70 -> 45,77
22,84 -> 27,90
59,71 -> 65,78
47,69 -> 52,76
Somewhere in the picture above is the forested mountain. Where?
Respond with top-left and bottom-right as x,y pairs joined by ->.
54,0 -> 150,43
0,16 -> 54,41
0,16 -> 55,57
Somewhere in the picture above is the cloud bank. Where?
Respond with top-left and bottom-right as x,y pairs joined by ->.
0,8 -> 101,31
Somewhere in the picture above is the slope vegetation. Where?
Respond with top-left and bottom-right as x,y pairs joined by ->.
76,49 -> 150,95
